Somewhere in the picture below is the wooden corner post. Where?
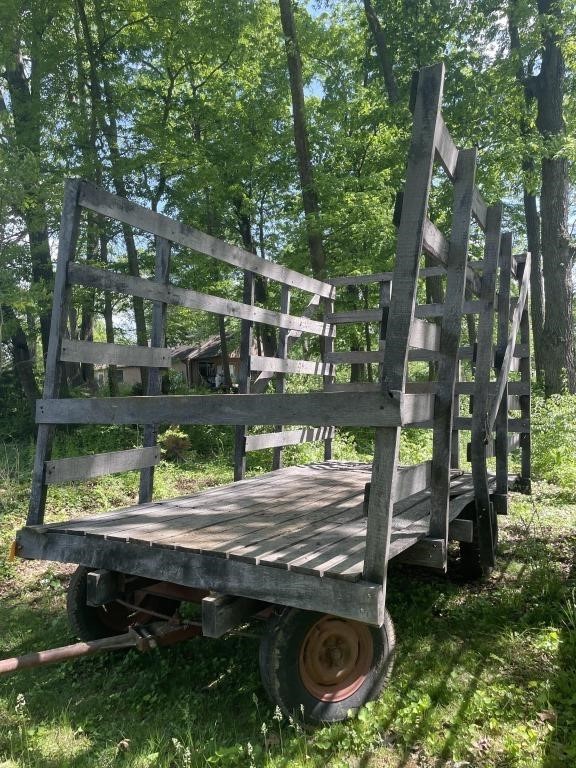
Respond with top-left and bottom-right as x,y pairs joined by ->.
362,63 -> 444,593
28,179 -> 82,526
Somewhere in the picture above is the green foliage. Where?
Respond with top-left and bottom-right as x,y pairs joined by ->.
531,392 -> 576,498
157,427 -> 192,462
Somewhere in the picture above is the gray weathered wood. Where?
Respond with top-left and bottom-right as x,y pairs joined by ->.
68,263 -> 334,337
17,527 -> 384,625
78,180 -> 334,299
140,236 -> 172,503
322,296 -> 336,461
395,538 -> 446,568
36,390 -> 433,427
326,300 -> 480,324
272,285 -> 291,471
250,355 -> 332,376
472,187 -> 488,231
234,270 -> 254,481
45,447 -> 160,485
434,114 -> 458,179
471,205 -> 502,568
448,518 -> 473,543
494,234 -> 512,514
456,380 -> 529,395
429,148 -> 477,556
327,266 -> 445,287
201,594 -> 266,638
363,62 -> 445,587
486,251 -> 531,433
246,427 -> 336,452
518,255 -> 531,491
28,179 -> 82,526
60,339 -> 172,368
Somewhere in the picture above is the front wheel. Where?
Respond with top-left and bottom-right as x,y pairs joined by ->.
259,609 -> 395,725
67,566 -> 181,641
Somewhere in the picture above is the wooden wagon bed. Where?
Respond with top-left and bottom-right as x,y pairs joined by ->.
19,462 -> 488,590
16,62 -> 530,633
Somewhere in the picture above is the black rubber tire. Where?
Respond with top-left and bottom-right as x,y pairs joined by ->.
458,500 -> 499,579
67,566 -> 180,641
259,608 -> 395,725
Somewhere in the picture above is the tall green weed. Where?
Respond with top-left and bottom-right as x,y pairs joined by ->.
531,392 -> 576,498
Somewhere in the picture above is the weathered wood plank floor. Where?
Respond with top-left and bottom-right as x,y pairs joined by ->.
27,462 -> 487,583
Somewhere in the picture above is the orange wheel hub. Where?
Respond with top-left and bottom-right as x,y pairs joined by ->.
299,616 -> 373,701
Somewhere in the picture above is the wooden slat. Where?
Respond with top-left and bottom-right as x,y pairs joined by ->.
327,266 -> 445,287
429,148 -> 477,553
472,187 -> 488,231
326,300 -> 481,325
434,114 -> 458,179
494,235 -> 512,512
78,181 -> 334,299
467,434 -> 521,460
60,339 -> 172,368
471,204 -> 502,568
68,263 -> 334,338
423,218 -> 481,294
245,427 -> 335,452
140,236 -> 172,503
249,356 -> 333,376
272,284 -> 291,471
45,447 -> 160,485
37,391 -> 434,427
455,380 -> 529,395
486,252 -> 531,433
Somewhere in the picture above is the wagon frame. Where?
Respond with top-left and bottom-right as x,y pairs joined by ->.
9,63 -> 532,722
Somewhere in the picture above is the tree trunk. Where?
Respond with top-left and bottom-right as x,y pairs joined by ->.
534,0 -> 575,394
5,41 -> 53,363
76,0 -> 148,389
508,6 -> 546,385
2,305 -> 41,410
362,0 -> 400,103
278,0 -> 325,279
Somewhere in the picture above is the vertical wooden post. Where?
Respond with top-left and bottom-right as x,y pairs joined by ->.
139,236 -> 171,504
322,295 -> 335,461
234,270 -> 254,481
28,179 -> 82,525
451,359 -> 461,470
471,205 -> 503,568
273,285 -> 290,470
363,62 -> 444,592
494,234 -> 512,514
429,148 -> 477,556
517,253 -> 531,492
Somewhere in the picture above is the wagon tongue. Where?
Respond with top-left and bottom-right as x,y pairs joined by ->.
0,620 -> 201,677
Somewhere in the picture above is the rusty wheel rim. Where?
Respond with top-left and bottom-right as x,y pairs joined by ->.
299,616 -> 373,702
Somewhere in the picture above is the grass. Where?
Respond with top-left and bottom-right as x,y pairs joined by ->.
1,444 -> 575,767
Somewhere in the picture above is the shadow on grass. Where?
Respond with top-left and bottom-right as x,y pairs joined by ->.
1,516 -> 575,767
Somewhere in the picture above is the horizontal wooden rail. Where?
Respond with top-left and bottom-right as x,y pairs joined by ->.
249,356 -> 333,376
455,380 -> 529,395
326,300 -> 481,324
245,427 -> 335,452
467,433 -> 522,461
324,381 -> 439,394
325,348 -> 447,364
327,266 -> 445,287
45,446 -> 160,485
60,339 -> 172,368
454,416 -> 529,432
69,263 -> 334,337
36,392 -> 434,427
394,461 -> 432,501
78,181 -> 334,299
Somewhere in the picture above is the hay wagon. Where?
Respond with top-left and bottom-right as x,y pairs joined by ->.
5,63 -> 531,723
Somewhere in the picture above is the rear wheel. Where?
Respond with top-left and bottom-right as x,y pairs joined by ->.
259,609 -> 395,725
67,566 -> 180,641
